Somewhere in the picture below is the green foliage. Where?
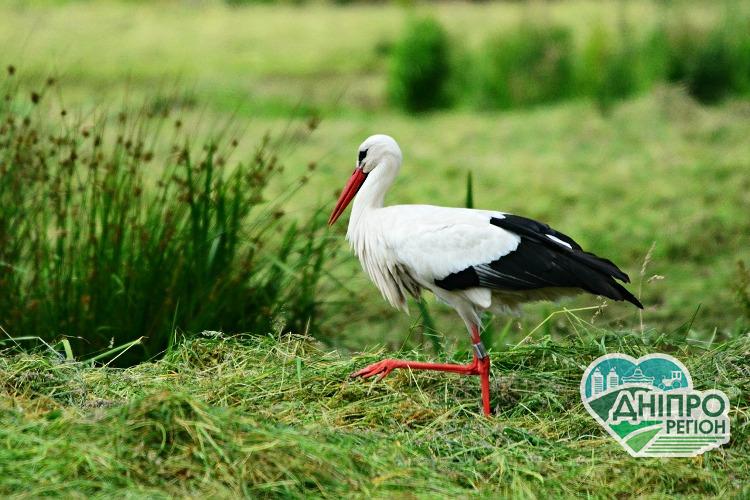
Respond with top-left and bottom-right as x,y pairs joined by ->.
675,19 -> 750,104
578,24 -> 645,111
636,14 -> 750,105
388,17 -> 452,112
687,33 -> 740,103
735,261 -> 750,323
574,12 -> 750,108
416,298 -> 442,354
0,72 -> 331,363
471,10 -> 750,110
224,0 -> 277,6
464,171 -> 473,209
0,332 -> 747,496
478,23 -> 574,109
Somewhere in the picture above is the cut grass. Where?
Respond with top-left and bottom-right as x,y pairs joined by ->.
1,329 -> 748,497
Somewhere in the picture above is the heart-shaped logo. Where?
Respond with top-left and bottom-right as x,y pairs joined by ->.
580,353 -> 730,457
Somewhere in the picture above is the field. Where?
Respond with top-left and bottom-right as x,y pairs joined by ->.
1,0 -> 749,497
2,332 -> 748,497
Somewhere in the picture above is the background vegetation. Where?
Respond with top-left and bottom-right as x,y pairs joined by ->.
0,74 -> 330,363
391,8 -> 750,111
0,0 -> 749,496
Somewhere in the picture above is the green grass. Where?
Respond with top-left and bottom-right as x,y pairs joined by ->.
0,1 -> 724,112
1,3 -> 749,494
0,330 -> 748,497
477,22 -> 575,109
1,0 -> 749,352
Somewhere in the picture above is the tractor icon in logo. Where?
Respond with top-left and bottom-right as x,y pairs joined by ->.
658,370 -> 684,390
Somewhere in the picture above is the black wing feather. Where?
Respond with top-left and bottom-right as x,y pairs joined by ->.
435,214 -> 643,309
491,215 -> 630,283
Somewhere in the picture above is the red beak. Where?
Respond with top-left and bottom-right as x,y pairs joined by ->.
328,168 -> 367,225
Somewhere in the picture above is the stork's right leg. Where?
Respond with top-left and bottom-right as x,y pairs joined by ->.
350,355 -> 485,380
350,324 -> 492,416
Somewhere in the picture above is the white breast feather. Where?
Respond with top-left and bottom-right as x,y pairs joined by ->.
348,217 -> 412,311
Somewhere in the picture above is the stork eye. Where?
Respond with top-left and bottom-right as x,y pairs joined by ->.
358,149 -> 368,163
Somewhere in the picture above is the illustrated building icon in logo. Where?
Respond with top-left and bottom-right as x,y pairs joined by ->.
592,367 -> 605,396
621,367 -> 655,385
581,353 -> 731,457
591,366 -> 622,396
607,367 -> 620,389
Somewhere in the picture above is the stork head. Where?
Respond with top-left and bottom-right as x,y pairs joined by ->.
328,134 -> 402,225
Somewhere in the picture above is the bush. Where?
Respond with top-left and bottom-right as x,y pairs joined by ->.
386,9 -> 748,112
388,17 -> 452,112
577,24 -> 645,111
656,14 -> 750,104
683,21 -> 750,103
0,69 -> 331,364
478,23 -> 574,109
581,12 -> 750,108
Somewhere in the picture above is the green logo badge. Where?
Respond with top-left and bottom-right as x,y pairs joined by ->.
581,353 -> 730,457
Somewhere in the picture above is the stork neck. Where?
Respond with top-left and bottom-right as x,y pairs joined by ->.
349,160 -> 397,227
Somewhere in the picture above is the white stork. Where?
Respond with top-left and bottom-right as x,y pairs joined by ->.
329,134 -> 642,416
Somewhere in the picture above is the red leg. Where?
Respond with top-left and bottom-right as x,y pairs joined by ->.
350,356 -> 483,380
478,356 -> 491,416
350,324 -> 492,416
470,323 -> 492,417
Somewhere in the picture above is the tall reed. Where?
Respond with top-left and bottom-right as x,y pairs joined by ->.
0,68 -> 331,363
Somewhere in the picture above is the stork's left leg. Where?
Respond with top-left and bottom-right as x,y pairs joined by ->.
472,323 -> 491,417
350,324 -> 492,416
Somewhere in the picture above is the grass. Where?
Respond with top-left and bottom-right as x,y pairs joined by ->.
0,1 -> 724,112
0,329 -> 748,497
477,22 -> 575,109
0,2 -> 749,494
1,0 -> 749,353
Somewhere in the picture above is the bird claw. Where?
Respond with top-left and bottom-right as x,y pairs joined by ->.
350,359 -> 398,380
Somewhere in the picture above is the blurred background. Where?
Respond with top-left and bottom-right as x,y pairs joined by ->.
1,0 -> 749,363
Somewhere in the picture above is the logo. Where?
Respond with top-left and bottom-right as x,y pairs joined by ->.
581,353 -> 730,457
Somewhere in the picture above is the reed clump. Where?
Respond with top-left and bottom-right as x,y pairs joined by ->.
0,68 -> 331,363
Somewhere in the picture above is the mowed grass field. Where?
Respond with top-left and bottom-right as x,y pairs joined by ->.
1,1 -> 750,496
1,332 -> 748,497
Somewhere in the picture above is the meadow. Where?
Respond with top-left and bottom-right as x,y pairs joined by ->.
1,0 -> 749,497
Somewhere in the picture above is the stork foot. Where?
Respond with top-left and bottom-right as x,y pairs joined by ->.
350,359 -> 402,381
